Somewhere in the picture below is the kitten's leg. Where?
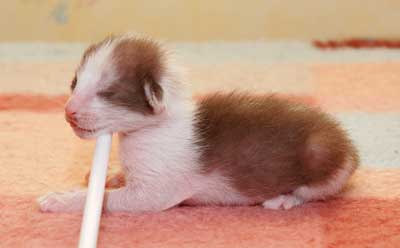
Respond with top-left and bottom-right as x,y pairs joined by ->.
38,190 -> 87,212
104,181 -> 195,212
38,180 -> 193,213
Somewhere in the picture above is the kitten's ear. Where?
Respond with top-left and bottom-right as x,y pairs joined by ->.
143,80 -> 165,114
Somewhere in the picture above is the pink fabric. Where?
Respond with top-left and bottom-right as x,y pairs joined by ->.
2,196 -> 400,247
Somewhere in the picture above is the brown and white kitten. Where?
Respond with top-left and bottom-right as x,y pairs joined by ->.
38,34 -> 359,212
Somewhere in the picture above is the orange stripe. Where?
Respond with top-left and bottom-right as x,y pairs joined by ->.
0,94 -> 68,112
312,63 -> 400,112
0,93 -> 317,112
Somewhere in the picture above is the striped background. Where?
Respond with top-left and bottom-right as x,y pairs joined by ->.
1,43 -> 399,247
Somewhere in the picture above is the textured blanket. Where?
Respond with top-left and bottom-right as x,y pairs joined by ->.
1,42 -> 399,247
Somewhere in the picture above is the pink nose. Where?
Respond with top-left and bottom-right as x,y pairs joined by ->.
65,104 -> 78,121
65,109 -> 76,118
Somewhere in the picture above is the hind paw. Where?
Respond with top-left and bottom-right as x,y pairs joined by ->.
262,194 -> 304,210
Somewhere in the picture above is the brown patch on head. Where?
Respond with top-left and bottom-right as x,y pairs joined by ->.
195,92 -> 359,200
97,36 -> 165,114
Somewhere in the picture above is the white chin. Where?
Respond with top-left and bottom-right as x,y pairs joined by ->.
73,130 -> 97,139
72,128 -> 105,140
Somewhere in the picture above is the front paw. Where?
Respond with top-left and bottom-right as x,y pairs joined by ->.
85,170 -> 126,189
38,190 -> 86,212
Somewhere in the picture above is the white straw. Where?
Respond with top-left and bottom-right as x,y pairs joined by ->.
78,134 -> 112,248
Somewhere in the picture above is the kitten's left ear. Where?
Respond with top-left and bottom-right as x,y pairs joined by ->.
144,80 -> 165,114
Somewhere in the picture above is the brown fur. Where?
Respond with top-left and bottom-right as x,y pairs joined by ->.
97,37 -> 165,114
195,92 -> 359,200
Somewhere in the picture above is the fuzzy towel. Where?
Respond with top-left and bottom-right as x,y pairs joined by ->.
1,42 -> 399,247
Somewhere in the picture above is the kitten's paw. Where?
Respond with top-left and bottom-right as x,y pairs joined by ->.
262,194 -> 304,210
105,173 -> 126,188
38,190 -> 85,212
85,171 -> 125,189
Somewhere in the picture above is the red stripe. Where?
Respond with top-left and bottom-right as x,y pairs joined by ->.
314,39 -> 400,49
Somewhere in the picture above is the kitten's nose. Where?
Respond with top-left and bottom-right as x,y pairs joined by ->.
65,108 -> 77,123
65,108 -> 76,118
65,102 -> 78,122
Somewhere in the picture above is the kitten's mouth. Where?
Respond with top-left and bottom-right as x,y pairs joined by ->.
69,122 -> 103,134
74,125 -> 99,133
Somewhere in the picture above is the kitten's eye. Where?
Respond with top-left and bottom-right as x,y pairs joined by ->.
97,90 -> 115,99
71,76 -> 77,91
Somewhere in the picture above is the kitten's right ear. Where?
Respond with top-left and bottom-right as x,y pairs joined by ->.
143,79 -> 164,114
70,75 -> 77,91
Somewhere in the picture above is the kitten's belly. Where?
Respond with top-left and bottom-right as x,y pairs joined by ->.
182,172 -> 258,206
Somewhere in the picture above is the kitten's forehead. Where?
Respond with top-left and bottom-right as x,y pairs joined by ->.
76,37 -> 118,92
112,36 -> 165,83
75,35 -> 165,94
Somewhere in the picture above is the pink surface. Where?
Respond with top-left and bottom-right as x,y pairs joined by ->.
2,196 -> 400,248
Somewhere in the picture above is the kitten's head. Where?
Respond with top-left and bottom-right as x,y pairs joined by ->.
65,34 -> 179,139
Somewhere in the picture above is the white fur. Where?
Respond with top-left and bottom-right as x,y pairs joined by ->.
77,39 -> 118,93
106,98 -> 199,212
184,172 -> 256,206
262,195 -> 304,210
38,190 -> 86,212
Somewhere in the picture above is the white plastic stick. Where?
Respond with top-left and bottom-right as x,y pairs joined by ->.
78,134 -> 112,248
